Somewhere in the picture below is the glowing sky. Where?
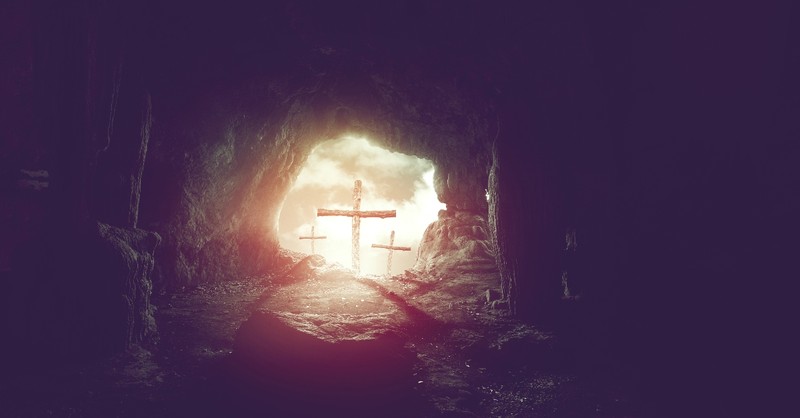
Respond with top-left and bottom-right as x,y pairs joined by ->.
278,136 -> 445,275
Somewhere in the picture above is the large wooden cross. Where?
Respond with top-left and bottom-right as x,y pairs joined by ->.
371,230 -> 411,275
317,180 -> 396,272
298,225 -> 326,255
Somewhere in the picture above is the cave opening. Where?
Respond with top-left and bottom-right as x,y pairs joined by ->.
277,136 -> 444,275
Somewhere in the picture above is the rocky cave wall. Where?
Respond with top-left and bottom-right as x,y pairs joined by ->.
140,72 -> 494,291
1,0 -> 160,361
137,1 -> 497,290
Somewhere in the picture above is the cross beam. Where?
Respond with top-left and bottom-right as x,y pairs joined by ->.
298,225 -> 327,255
371,230 -> 411,275
317,209 -> 395,218
317,180 -> 396,272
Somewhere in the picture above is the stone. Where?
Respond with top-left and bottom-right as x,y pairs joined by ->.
232,259 -> 418,413
234,310 -> 413,388
413,209 -> 497,274
490,299 -> 509,310
273,253 -> 326,285
486,288 -> 501,304
16,169 -> 49,191
93,222 -> 161,350
466,324 -> 561,371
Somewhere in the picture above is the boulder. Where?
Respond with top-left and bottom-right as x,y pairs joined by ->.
413,209 -> 497,274
232,260 -> 418,413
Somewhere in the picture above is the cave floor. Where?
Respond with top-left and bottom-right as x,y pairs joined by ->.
2,257 -> 637,417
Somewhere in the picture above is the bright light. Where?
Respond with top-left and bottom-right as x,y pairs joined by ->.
278,136 -> 445,274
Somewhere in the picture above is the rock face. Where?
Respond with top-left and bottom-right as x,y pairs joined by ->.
139,83 -> 356,289
233,311 -> 414,409
92,222 -> 160,350
4,222 -> 160,363
263,258 -> 411,340
414,209 -> 497,275
0,1 -> 162,362
233,257 -> 417,414
91,85 -> 152,229
232,252 -> 501,414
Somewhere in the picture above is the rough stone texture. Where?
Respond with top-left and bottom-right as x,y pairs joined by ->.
233,310 -> 414,414
92,83 -> 152,228
229,248 -> 572,416
140,84 -> 347,289
238,252 -> 503,345
262,259 -> 410,340
4,221 -> 160,363
414,209 -> 497,275
93,222 -> 161,349
233,256 -> 418,414
488,132 -> 564,320
0,1 -> 162,362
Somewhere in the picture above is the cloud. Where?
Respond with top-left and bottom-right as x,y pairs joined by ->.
293,136 -> 432,202
279,136 -> 444,274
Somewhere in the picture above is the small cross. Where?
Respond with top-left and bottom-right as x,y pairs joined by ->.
371,230 -> 411,275
298,225 -> 327,255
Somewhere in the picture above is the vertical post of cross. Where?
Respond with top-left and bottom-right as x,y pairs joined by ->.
352,180 -> 361,271
299,225 -> 327,254
371,230 -> 412,276
317,180 -> 396,273
387,230 -> 395,275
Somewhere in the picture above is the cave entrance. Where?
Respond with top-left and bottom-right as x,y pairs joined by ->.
278,136 -> 444,275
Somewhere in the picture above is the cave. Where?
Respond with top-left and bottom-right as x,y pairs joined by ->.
0,0 -> 795,416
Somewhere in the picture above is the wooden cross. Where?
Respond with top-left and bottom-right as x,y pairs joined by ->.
317,180 -> 396,272
371,230 -> 411,275
298,225 -> 327,255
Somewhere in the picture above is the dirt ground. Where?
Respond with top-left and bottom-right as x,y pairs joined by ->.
1,255 -> 639,417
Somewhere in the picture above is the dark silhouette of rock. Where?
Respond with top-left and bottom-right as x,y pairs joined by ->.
4,221 -> 160,364
233,310 -> 414,391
